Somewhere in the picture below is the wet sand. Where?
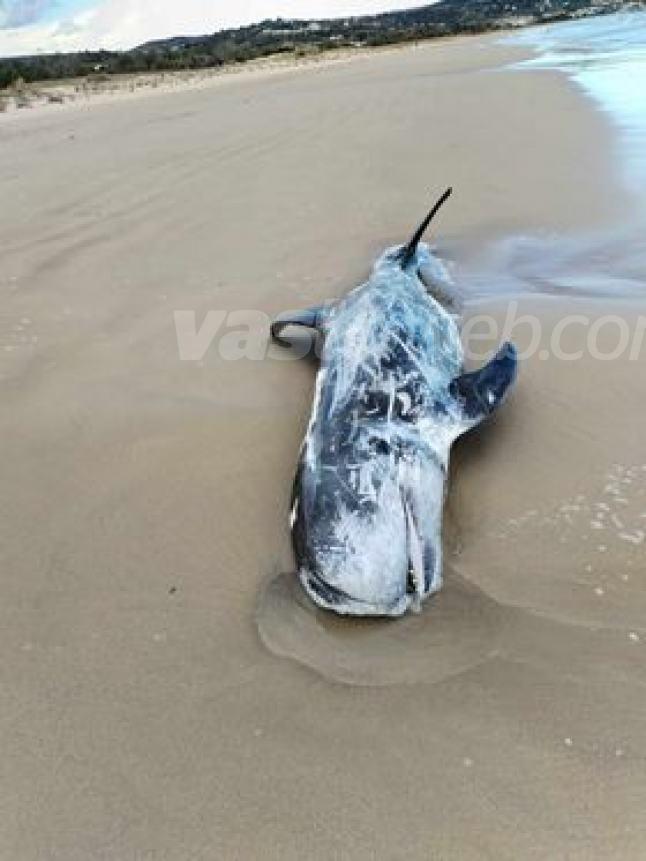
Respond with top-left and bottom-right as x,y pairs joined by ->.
2,33 -> 646,859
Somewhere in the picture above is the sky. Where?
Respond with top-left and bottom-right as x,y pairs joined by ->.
0,0 -> 426,56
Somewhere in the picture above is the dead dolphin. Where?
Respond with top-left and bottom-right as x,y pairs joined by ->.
271,189 -> 517,616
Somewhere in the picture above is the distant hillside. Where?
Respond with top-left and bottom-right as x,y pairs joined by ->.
1,0 -> 644,89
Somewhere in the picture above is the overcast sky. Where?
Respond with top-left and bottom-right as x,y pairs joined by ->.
0,0 -> 426,56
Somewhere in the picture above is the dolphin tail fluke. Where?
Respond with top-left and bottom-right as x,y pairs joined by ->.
449,342 -> 518,425
270,305 -> 327,347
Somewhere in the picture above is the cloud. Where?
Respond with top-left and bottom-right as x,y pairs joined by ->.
0,0 -> 51,29
73,0 -> 431,51
0,0 -> 432,56
53,17 -> 83,35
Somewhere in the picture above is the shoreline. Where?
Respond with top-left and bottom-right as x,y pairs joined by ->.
0,31 -> 530,121
3,5 -> 645,121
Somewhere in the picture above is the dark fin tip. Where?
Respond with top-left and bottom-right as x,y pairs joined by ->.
399,186 -> 453,269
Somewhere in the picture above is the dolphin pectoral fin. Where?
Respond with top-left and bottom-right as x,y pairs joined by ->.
449,342 -> 518,424
270,306 -> 327,347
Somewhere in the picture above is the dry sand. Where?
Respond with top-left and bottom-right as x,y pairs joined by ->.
0,44 -> 406,117
1,33 -> 645,859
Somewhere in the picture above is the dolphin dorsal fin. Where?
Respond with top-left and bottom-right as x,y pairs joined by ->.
399,187 -> 453,269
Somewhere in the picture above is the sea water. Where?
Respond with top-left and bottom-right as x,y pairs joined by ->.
453,11 -> 646,300
510,10 -> 646,188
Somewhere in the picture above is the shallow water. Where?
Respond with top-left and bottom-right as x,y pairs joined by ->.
509,10 -> 646,190
469,11 -> 646,302
450,225 -> 646,300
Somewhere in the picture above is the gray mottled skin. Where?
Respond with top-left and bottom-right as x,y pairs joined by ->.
273,220 -> 517,617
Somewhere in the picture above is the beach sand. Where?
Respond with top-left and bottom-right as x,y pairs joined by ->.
1,33 -> 645,858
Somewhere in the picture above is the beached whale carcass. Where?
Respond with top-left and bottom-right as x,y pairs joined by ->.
271,189 -> 517,616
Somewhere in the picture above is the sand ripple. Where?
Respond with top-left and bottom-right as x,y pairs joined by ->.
256,569 -> 509,687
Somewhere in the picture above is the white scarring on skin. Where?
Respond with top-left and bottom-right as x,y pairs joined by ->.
272,190 -> 517,617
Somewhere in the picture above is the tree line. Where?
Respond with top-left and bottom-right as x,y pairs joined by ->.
0,0 -> 639,90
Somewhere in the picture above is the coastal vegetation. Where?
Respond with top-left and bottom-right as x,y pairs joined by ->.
0,0 -> 643,88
